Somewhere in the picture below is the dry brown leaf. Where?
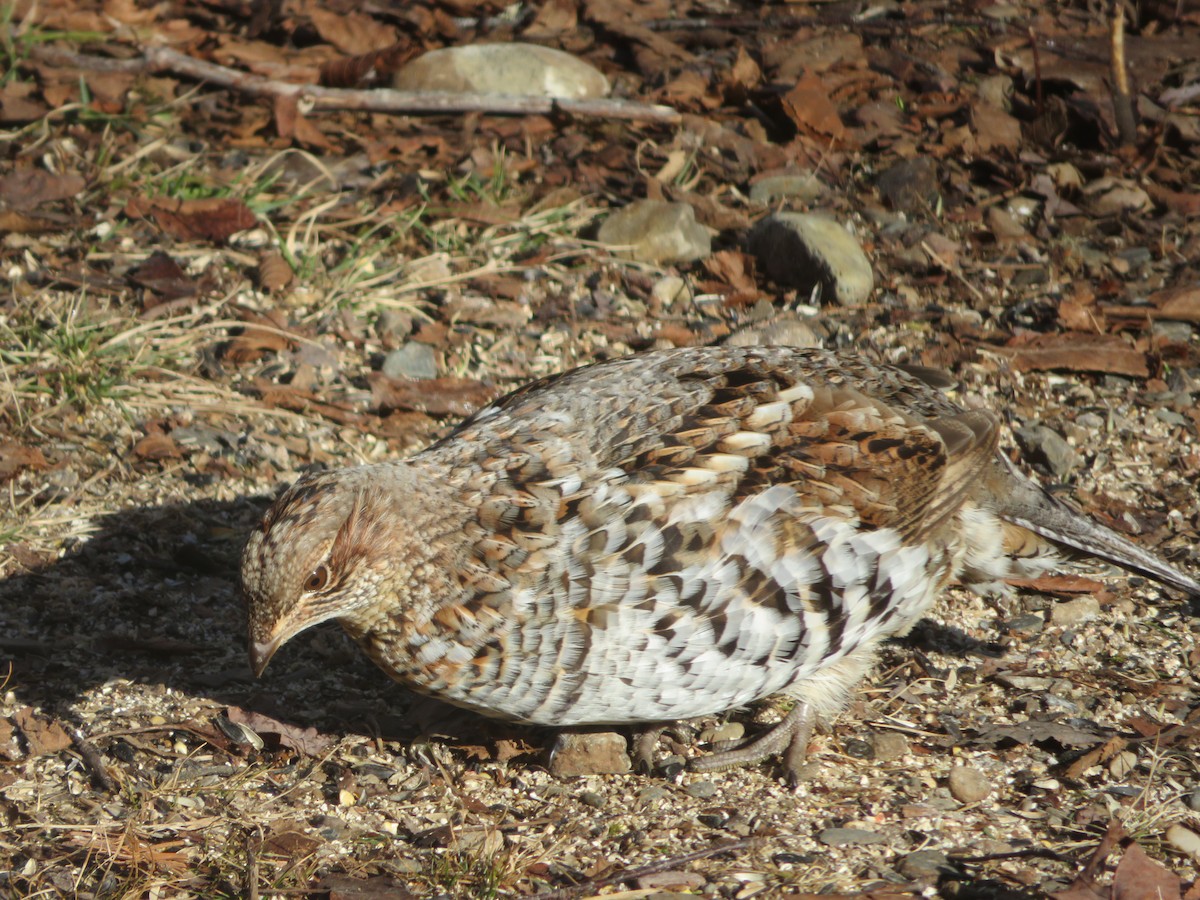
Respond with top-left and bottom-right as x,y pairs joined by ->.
258,830 -> 323,859
257,251 -> 294,293
319,42 -> 417,88
0,170 -> 86,209
309,7 -> 398,56
12,708 -> 72,757
368,372 -> 494,417
971,102 -> 1023,155
0,717 -> 18,760
1112,842 -> 1182,900
223,327 -> 290,364
224,707 -> 335,757
133,432 -> 184,460
0,442 -> 48,481
781,74 -> 846,142
129,251 -> 196,306
124,196 -> 257,243
0,208 -> 70,235
1149,285 -> 1200,322
253,382 -> 364,425
1064,735 -> 1129,780
991,333 -> 1148,377
525,0 -> 578,36
0,81 -> 49,124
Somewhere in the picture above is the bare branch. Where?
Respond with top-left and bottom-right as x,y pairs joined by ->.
31,45 -> 681,124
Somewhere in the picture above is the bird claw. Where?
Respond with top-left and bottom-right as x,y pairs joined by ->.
687,702 -> 816,783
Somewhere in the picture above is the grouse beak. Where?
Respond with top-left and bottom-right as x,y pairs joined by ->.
249,635 -> 282,678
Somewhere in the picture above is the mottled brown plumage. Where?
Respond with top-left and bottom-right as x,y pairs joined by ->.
241,347 -> 1199,776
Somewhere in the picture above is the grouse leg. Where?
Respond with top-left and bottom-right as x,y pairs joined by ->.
688,701 -> 816,781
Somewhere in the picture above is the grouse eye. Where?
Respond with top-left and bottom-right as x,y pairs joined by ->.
304,565 -> 330,592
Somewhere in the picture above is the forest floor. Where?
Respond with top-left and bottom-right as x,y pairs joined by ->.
2,0 -> 1200,897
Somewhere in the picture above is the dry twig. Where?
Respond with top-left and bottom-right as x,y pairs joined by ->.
32,46 -> 681,124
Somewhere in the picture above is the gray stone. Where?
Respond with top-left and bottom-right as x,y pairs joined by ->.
1005,613 -> 1045,635
818,827 -> 886,847
749,172 -> 823,204
899,849 -> 953,879
1187,788 -> 1200,812
637,785 -> 671,805
684,780 -> 718,799
868,731 -> 909,761
724,313 -> 822,349
747,213 -> 874,306
578,790 -> 606,809
598,200 -> 711,264
393,43 -> 609,99
1014,423 -> 1080,478
382,342 -> 438,380
376,309 -> 413,341
877,157 -> 940,212
947,765 -> 991,803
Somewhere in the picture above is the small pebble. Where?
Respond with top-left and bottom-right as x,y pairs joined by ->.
548,732 -> 631,777
844,738 -> 874,759
1167,824 -> 1200,861
637,785 -> 671,805
818,827 -> 886,847
685,780 -> 718,799
869,731 -> 910,761
1005,613 -> 1045,635
947,765 -> 991,803
382,342 -> 438,380
1108,750 -> 1137,779
898,848 -> 952,879
1187,788 -> 1200,813
699,722 -> 746,744
578,791 -> 606,809
1050,596 -> 1101,628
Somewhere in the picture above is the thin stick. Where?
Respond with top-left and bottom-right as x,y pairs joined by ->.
70,727 -> 117,793
32,46 -> 681,124
1028,27 -> 1044,117
1109,0 -> 1137,144
530,838 -> 758,900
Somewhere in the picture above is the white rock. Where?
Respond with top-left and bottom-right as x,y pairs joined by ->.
393,43 -> 609,99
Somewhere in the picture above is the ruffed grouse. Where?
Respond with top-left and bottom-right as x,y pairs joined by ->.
242,347 -> 1200,776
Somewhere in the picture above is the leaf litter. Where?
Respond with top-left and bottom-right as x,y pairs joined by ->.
1,0 -> 1199,896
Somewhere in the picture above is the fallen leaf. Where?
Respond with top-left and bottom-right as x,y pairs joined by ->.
124,196 -> 257,243
1112,842 -> 1182,900
257,829 -> 323,859
0,717 -> 18,760
368,372 -> 494,417
0,442 -> 48,481
257,252 -> 294,293
972,715 -> 1111,750
318,873 -> 418,900
309,7 -> 398,56
1149,285 -> 1200,322
224,706 -> 335,757
1065,735 -> 1129,780
0,170 -> 86,209
128,251 -> 196,306
133,432 -> 184,460
990,333 -> 1148,377
12,707 -> 73,757
781,73 -> 847,142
